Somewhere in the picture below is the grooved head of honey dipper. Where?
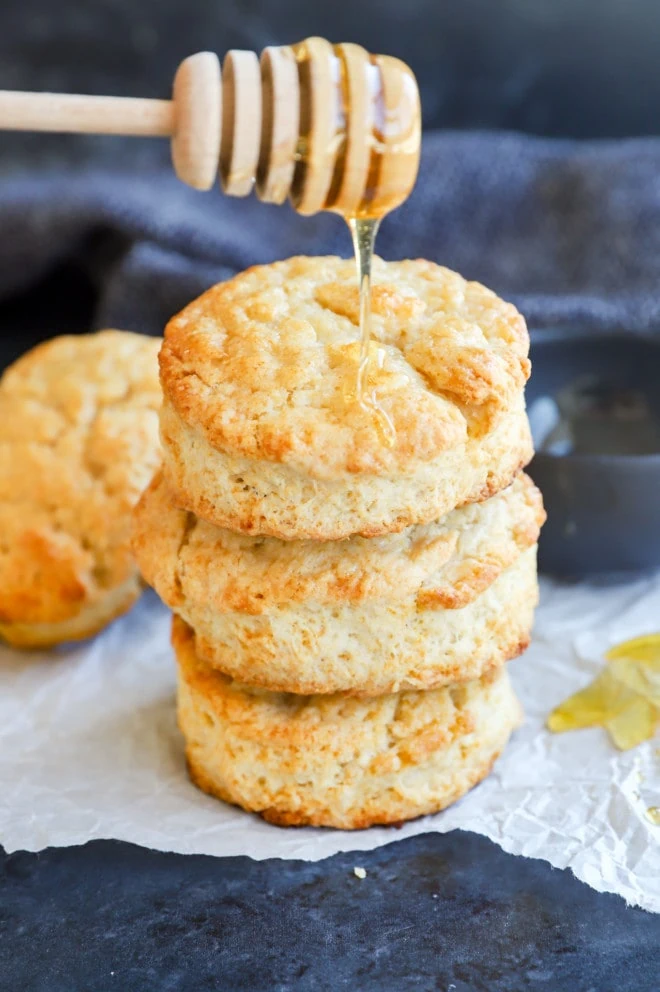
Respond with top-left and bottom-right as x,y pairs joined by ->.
363,54 -> 421,218
276,38 -> 420,219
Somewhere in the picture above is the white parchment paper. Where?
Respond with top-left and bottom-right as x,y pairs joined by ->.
1,575 -> 659,912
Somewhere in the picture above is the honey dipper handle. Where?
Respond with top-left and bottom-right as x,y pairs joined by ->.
0,90 -> 174,137
0,51 -> 223,191
0,41 -> 421,208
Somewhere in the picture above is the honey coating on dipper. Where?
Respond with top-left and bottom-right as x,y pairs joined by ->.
548,634 -> 660,750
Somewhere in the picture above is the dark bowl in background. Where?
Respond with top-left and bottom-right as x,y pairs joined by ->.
526,328 -> 660,577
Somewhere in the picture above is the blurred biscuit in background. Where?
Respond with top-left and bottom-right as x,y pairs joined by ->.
0,329 -> 161,648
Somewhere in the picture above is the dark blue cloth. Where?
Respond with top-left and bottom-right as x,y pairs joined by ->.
3,131 -> 660,336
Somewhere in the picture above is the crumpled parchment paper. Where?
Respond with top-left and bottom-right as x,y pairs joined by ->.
1,574 -> 659,912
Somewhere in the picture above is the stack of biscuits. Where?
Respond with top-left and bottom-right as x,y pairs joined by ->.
133,256 -> 544,830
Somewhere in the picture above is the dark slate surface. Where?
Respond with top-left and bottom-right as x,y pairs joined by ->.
1,831 -> 658,992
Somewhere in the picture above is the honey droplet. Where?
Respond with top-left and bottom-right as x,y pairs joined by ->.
547,633 -> 660,751
646,806 -> 660,826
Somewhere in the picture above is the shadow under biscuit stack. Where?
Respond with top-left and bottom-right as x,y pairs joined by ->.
133,254 -> 545,830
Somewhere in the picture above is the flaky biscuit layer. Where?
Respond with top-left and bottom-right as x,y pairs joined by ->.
175,617 -> 522,830
134,471 -> 541,693
134,471 -> 543,611
160,256 -> 530,539
178,546 -> 537,695
161,396 -> 532,541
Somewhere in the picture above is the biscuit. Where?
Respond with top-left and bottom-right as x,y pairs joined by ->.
172,547 -> 537,695
160,256 -> 531,539
174,617 -> 523,829
134,472 -> 542,694
0,330 -> 161,647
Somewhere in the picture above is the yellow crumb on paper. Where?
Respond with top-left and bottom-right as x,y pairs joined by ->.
547,633 -> 660,751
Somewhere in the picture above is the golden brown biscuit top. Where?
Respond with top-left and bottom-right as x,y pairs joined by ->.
135,470 -> 544,614
0,330 -> 161,626
161,256 -> 529,479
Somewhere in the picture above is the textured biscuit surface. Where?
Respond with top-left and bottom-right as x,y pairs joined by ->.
175,617 -> 523,829
160,397 -> 532,540
160,256 -> 531,539
0,330 -> 161,647
134,473 -> 542,693
135,471 -> 543,612
170,547 -> 537,695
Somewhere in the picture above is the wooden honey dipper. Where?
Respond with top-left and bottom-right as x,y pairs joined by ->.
0,37 -> 421,217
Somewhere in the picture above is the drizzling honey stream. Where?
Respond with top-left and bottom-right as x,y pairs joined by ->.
348,216 -> 396,446
290,39 -> 421,443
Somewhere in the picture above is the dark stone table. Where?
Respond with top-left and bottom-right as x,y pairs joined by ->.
1,831 -> 657,991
